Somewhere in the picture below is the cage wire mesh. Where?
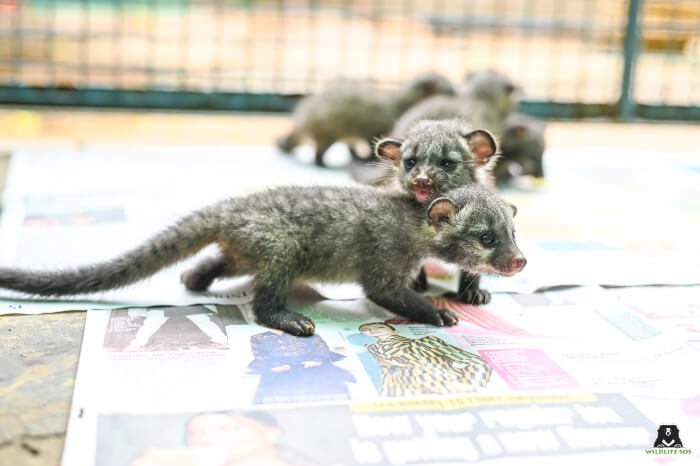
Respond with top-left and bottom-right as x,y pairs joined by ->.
0,0 -> 699,118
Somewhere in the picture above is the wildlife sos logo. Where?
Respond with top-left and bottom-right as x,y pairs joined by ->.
646,425 -> 692,455
654,425 -> 683,448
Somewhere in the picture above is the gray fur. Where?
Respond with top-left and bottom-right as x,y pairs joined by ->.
432,188 -> 525,277
0,184 -> 523,336
392,70 -> 520,141
277,72 -> 455,166
370,119 -> 506,304
496,113 -> 546,182
375,119 -> 498,200
458,70 -> 520,117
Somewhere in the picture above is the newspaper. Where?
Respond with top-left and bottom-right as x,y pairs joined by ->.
0,144 -> 696,463
62,286 -> 700,465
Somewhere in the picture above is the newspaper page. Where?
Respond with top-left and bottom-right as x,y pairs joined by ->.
62,286 -> 700,465
1,144 -> 698,464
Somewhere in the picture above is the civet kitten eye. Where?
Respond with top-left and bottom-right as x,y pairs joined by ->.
480,232 -> 495,245
440,159 -> 457,171
404,158 -> 417,169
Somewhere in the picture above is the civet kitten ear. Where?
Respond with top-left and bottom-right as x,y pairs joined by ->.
464,129 -> 497,166
508,203 -> 518,217
427,197 -> 457,232
506,124 -> 528,138
374,138 -> 403,164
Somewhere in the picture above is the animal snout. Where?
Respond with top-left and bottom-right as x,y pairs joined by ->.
414,175 -> 431,188
511,257 -> 527,271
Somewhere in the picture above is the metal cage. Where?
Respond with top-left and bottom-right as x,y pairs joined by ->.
1,0 -> 699,120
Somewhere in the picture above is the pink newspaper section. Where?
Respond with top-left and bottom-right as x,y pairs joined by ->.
479,348 -> 578,391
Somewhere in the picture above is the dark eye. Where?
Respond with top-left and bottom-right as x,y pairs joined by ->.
404,158 -> 417,169
480,232 -> 495,246
440,159 -> 457,171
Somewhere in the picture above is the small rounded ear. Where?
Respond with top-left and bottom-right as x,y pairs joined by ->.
374,138 -> 402,165
427,198 -> 457,231
465,129 -> 497,166
419,80 -> 437,97
509,203 -> 518,217
509,125 -> 526,137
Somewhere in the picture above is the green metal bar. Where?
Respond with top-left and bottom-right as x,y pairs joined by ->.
619,0 -> 643,120
2,87 -> 700,122
634,104 -> 700,121
519,101 -> 617,120
0,86 -> 301,112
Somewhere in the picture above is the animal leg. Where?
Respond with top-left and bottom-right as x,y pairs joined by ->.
445,271 -> 491,305
313,140 -> 333,167
180,255 -> 236,292
252,272 -> 315,336
411,267 -> 429,292
367,286 -> 459,327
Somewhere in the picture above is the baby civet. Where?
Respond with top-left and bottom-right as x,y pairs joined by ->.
374,119 -> 499,304
0,184 -> 525,336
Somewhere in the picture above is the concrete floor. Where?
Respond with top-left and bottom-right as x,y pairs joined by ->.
0,313 -> 85,466
0,109 -> 699,466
